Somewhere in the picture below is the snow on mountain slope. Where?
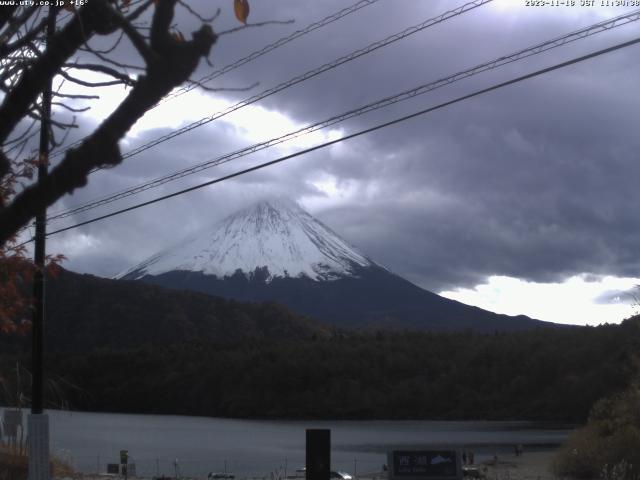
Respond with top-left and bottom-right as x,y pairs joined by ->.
117,198 -> 375,282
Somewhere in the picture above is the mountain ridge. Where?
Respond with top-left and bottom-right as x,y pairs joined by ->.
118,198 -> 375,282
120,199 -> 556,332
7,268 -> 328,354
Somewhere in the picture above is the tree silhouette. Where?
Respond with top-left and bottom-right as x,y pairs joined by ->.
0,0 -> 255,331
0,0 -> 219,245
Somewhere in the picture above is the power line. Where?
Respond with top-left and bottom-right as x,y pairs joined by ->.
49,0 -> 381,158
45,0 -> 492,219
33,35 -> 640,241
164,0 -> 381,101
118,0 -> 491,160
47,8 -> 640,222
48,0 -> 492,167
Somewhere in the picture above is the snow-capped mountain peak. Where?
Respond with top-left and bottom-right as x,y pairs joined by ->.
117,198 -> 375,282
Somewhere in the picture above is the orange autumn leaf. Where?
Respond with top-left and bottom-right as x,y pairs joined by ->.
171,30 -> 185,43
233,0 -> 250,24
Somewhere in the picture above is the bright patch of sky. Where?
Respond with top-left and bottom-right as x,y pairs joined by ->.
67,71 -> 342,153
440,275 -> 640,325
42,2 -> 640,327
301,173 -> 361,211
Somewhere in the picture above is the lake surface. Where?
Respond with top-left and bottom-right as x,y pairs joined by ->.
37,410 -> 572,478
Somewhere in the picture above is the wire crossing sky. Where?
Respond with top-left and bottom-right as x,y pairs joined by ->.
35,1 -> 640,326
48,0 -> 493,170
164,0 -> 381,101
34,35 -> 640,241
49,0 -> 381,159
46,7 -> 640,223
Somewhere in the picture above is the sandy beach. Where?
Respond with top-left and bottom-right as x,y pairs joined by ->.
479,450 -> 556,480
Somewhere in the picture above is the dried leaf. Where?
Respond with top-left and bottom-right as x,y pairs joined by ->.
233,0 -> 250,24
171,30 -> 185,43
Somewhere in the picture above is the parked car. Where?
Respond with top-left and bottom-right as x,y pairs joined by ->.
330,471 -> 353,480
288,468 -> 353,480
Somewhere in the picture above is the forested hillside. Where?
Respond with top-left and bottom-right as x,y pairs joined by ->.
0,269 -> 328,354
2,317 -> 637,421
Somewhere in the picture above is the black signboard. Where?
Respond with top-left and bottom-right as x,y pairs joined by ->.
306,429 -> 330,480
388,450 -> 460,480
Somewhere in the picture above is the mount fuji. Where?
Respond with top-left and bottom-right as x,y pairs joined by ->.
118,198 -> 552,332
118,198 -> 375,283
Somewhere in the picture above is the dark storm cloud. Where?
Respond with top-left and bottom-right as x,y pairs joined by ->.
46,117 -> 264,276
48,0 -> 640,294
315,60 -> 640,292
307,42 -> 640,291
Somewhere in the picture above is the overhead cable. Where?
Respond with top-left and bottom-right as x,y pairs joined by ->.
32,35 -> 640,241
165,0 -> 381,101
49,0 -> 381,157
49,0 -> 493,165
47,8 -> 640,222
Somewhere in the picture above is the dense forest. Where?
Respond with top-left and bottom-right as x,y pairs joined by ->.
0,269 -> 328,355
1,316 -> 637,422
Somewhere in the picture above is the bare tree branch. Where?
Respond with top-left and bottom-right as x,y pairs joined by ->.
0,6 -> 18,33
0,0 -> 218,245
178,1 -> 220,23
113,15 -> 156,64
51,102 -> 91,113
0,0 -> 117,144
52,92 -> 100,100
63,62 -> 136,86
0,6 -> 39,49
126,0 -> 155,23
79,44 -> 145,71
2,117 -> 38,148
80,29 -> 126,55
0,15 -> 47,57
218,19 -> 294,36
58,69 -> 128,88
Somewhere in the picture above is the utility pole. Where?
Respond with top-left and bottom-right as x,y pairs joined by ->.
28,6 -> 56,480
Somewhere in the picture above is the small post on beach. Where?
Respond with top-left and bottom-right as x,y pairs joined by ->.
120,450 -> 129,480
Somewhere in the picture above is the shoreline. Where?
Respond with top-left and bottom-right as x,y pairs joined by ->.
61,448 -> 560,480
477,449 -> 557,480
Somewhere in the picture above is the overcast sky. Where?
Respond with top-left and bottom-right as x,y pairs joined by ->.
25,0 -> 640,326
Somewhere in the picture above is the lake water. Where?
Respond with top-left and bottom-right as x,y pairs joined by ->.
35,410 -> 571,478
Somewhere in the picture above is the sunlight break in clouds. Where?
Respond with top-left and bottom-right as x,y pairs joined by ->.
73,74 -> 343,153
440,275 -> 640,326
